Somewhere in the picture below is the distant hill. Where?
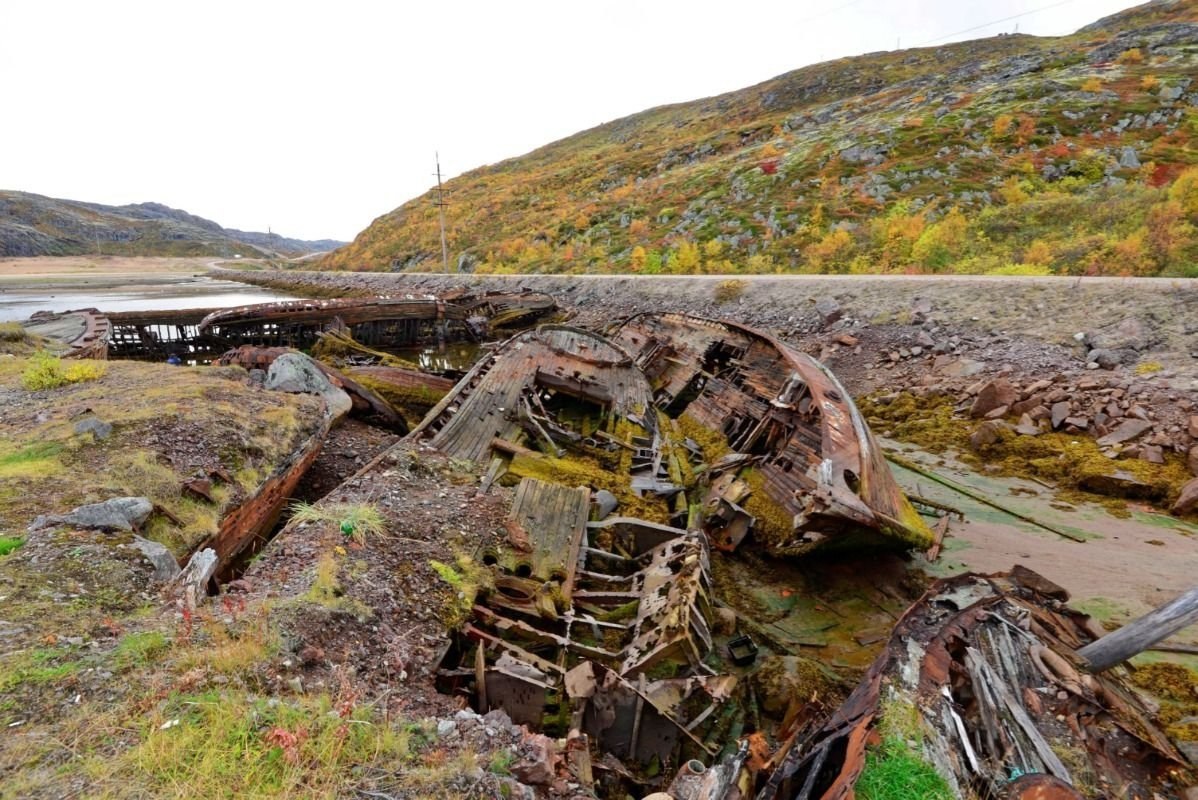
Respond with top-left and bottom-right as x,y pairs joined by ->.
0,191 -> 345,258
323,0 -> 1198,277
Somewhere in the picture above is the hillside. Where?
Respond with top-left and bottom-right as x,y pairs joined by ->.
0,191 -> 345,258
323,0 -> 1198,277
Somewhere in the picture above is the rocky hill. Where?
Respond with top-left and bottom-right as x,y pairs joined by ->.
0,191 -> 345,258
323,0 -> 1198,277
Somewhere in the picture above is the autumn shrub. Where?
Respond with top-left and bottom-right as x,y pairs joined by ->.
1081,77 -> 1104,92
1117,48 -> 1144,65
21,353 -> 107,391
713,279 -> 747,304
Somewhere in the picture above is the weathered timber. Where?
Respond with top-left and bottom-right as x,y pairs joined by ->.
1077,585 -> 1198,672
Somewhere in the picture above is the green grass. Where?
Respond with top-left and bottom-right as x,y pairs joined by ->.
112,631 -> 170,671
289,501 -> 388,544
0,648 -> 83,692
0,441 -> 65,480
0,535 -> 25,556
858,736 -> 954,800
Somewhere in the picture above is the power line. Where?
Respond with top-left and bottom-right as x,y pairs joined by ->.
913,0 -> 1075,46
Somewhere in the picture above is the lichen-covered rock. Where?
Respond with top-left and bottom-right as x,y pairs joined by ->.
29,496 -> 153,533
266,352 -> 352,421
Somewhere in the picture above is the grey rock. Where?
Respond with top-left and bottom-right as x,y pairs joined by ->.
814,298 -> 842,326
1118,147 -> 1140,169
30,496 -> 153,532
1171,478 -> 1198,516
1160,84 -> 1183,101
266,352 -> 352,420
1086,348 -> 1124,369
133,535 -> 181,582
1051,401 -> 1071,430
436,719 -> 457,738
73,417 -> 113,440
1095,418 -> 1153,447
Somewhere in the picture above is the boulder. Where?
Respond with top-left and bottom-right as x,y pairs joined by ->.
1079,470 -> 1160,500
29,496 -> 153,532
969,379 -> 1017,418
133,535 -> 181,582
1189,446 -> 1198,477
1172,478 -> 1198,516
266,352 -> 352,421
1095,419 -> 1152,447
1087,349 -> 1124,370
511,733 -> 557,786
73,416 -> 113,440
814,298 -> 842,327
1189,416 -> 1198,439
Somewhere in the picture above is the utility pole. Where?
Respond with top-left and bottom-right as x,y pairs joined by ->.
434,152 -> 450,273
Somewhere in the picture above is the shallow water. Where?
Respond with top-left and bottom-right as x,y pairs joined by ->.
0,275 -> 296,322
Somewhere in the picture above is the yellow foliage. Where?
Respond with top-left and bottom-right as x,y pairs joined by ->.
997,177 -> 1030,205
628,218 -> 649,238
1117,48 -> 1144,65
629,245 -> 647,272
1022,239 -> 1053,266
1141,74 -> 1160,91
1081,77 -> 1104,93
1168,165 -> 1198,220
803,228 -> 854,273
992,114 -> 1014,138
671,240 -> 701,274
760,142 -> 782,159
702,239 -> 725,260
1110,229 -> 1155,275
912,207 -> 968,272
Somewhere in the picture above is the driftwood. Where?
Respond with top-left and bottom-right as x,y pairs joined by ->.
1078,585 -> 1198,672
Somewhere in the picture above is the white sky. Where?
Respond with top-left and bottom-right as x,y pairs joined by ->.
1,0 -> 1139,242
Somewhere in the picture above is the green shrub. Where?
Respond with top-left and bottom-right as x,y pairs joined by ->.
0,536 -> 24,556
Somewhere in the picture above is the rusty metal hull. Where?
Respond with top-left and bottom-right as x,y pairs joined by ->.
611,312 -> 931,554
22,308 -> 111,359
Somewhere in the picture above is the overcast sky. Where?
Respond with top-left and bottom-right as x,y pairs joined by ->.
1,0 -> 1140,242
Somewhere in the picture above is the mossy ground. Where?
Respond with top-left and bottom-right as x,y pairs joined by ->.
1131,662 -> 1198,743
858,391 -> 1194,514
0,354 -> 324,558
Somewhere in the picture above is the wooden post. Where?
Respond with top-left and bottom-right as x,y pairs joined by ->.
1078,586 -> 1198,672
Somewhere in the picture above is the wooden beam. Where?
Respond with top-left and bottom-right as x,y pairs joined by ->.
1078,586 -> 1198,672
